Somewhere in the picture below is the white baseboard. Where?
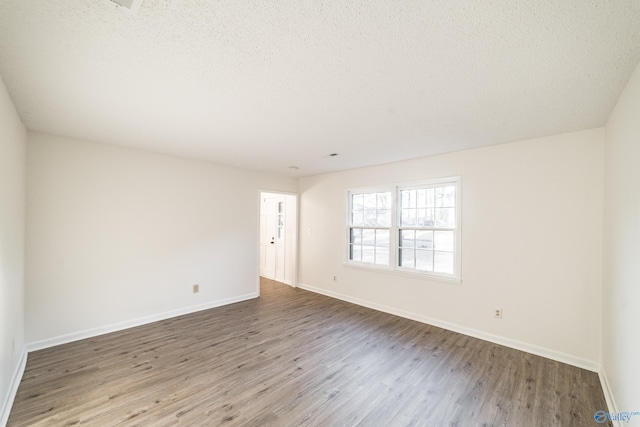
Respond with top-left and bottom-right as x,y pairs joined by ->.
1,349 -> 27,427
298,283 -> 600,372
599,369 -> 622,427
27,292 -> 258,352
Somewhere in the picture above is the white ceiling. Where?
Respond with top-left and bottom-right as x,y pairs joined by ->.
1,0 -> 640,176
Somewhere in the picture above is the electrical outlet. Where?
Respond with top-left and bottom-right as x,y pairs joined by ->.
193,284 -> 200,293
494,308 -> 502,319
333,276 -> 337,282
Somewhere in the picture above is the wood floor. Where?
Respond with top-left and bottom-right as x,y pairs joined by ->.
9,278 -> 610,426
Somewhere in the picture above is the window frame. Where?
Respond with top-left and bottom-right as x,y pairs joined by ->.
345,186 -> 395,270
346,177 -> 461,282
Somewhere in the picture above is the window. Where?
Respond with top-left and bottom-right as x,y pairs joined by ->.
348,191 -> 392,266
398,184 -> 456,275
277,201 -> 284,240
347,178 -> 460,281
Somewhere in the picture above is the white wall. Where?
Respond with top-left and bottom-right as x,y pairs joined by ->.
298,129 -> 604,369
603,60 -> 640,414
26,133 -> 297,347
0,75 -> 26,424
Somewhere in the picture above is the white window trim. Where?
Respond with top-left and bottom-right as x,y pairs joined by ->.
345,185 -> 396,271
345,177 -> 462,283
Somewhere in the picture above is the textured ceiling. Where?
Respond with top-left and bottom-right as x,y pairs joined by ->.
1,0 -> 640,176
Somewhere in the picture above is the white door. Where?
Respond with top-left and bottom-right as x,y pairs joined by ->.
274,199 -> 286,282
260,197 -> 277,279
260,192 -> 297,286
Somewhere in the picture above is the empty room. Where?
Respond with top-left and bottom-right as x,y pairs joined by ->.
1,0 -> 639,426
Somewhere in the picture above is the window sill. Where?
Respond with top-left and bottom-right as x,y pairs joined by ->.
344,262 -> 462,285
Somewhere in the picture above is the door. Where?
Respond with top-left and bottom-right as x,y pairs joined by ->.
259,192 -> 297,286
260,197 -> 278,279
274,200 -> 286,282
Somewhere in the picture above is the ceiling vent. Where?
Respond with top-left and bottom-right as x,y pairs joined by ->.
109,0 -> 143,14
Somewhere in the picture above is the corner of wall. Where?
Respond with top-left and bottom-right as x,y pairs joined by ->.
0,72 -> 27,427
0,350 -> 27,427
600,58 -> 640,427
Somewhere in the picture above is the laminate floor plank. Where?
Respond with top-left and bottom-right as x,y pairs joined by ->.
8,278 -> 611,426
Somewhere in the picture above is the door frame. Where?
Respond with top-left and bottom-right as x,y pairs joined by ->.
257,190 -> 299,295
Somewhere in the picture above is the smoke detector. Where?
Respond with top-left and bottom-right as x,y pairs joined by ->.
109,0 -> 143,14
